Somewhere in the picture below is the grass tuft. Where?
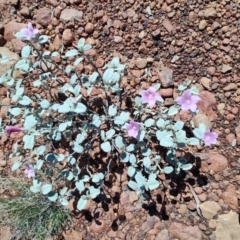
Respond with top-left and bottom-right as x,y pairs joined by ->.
0,177 -> 72,240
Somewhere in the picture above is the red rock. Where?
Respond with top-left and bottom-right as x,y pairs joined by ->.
160,67 -> 173,87
179,110 -> 192,121
197,91 -> 217,121
207,66 -> 216,75
90,220 -> 108,233
226,133 -> 235,144
162,18 -> 175,32
4,21 -> 26,41
36,8 -> 51,27
159,88 -> 173,97
62,29 -> 74,45
11,39 -> 26,53
85,23 -> 94,34
222,184 -> 238,209
62,230 -> 82,240
208,152 -> 228,173
169,222 -> 202,240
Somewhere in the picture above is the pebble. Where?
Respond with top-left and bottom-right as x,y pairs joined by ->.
60,9 -> 83,22
223,83 -> 237,91
200,77 -> 211,89
207,66 -> 216,75
159,88 -> 173,97
189,12 -> 198,22
62,29 -> 74,45
85,23 -> 94,34
0,160 -> 7,167
204,8 -> 217,18
193,113 -> 212,129
36,8 -> 51,27
199,20 -> 207,30
160,67 -> 173,87
222,184 -> 239,210
169,222 -> 202,240
135,58 -> 147,69
179,204 -> 187,214
200,201 -> 221,219
4,22 -> 26,41
114,36 -> 123,43
226,133 -> 235,145
208,152 -> 228,173
221,64 -> 232,73
162,18 -> 174,32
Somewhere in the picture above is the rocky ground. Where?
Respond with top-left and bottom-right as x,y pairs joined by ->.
0,0 -> 240,239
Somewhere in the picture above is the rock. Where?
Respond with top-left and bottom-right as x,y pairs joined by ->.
36,8 -> 51,27
4,21 -> 26,41
193,113 -> 212,129
62,230 -> 82,240
199,20 -> 207,30
155,229 -> 170,240
160,67 -> 173,87
197,91 -> 217,121
0,98 -> 10,118
60,9 -> 83,22
207,66 -> 216,75
169,222 -> 202,240
62,29 -> 74,45
204,8 -> 217,18
114,36 -> 123,43
19,6 -> 30,17
179,110 -> 192,121
11,39 -> 26,53
189,11 -> 198,22
152,29 -> 160,38
215,211 -> 240,240
0,47 -> 19,76
235,125 -> 240,145
90,220 -> 108,233
52,34 -> 61,51
0,227 -> 12,240
0,160 -> 7,167
226,133 -> 235,145
221,64 -> 232,73
85,23 -> 94,34
162,18 -> 174,32
135,58 -> 147,69
201,77 -> 211,89
46,0 -> 59,7
159,88 -> 173,97
223,83 -> 237,91
199,201 -> 221,219
212,21 -> 221,31
208,152 -> 228,173
222,184 -> 238,210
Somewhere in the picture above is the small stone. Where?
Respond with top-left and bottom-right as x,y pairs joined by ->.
221,64 -> 232,73
114,36 -> 122,43
11,39 -> 26,53
46,0 -> 59,6
160,67 -> 173,87
85,23 -> 94,34
36,8 -> 51,27
4,21 -> 26,42
62,29 -> 74,45
223,83 -> 237,91
90,220 -> 107,233
155,229 -> 169,240
222,185 -> 238,210
200,77 -> 211,89
159,88 -> 173,97
0,160 -> 7,167
208,152 -> 228,173
222,38 -> 230,45
169,222 -> 202,240
135,58 -> 147,69
60,9 -> 83,22
207,66 -> 216,75
204,8 -> 217,18
200,201 -> 221,219
62,230 -> 82,240
226,133 -> 235,145
95,58 -> 104,68
199,20 -> 207,30
211,21 -> 221,31
179,204 -> 187,214
193,113 -> 212,129
189,12 -> 198,22
209,219 -> 217,229
19,6 -> 29,17
151,29 -> 160,38
162,18 -> 174,32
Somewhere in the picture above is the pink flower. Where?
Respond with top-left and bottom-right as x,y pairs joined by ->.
201,129 -> 218,146
176,89 -> 201,112
24,164 -> 35,178
6,126 -> 24,135
140,87 -> 163,108
20,23 -> 39,39
127,121 -> 141,138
